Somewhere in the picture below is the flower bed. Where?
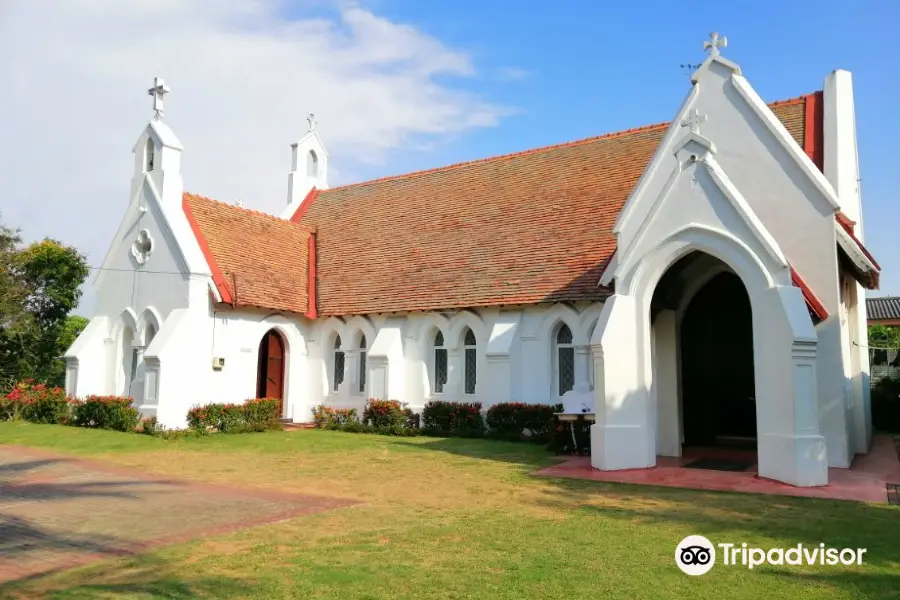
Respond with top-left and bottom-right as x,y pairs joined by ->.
311,405 -> 358,428
1,380 -> 72,424
311,400 -> 420,437
186,398 -> 282,434
70,395 -> 140,432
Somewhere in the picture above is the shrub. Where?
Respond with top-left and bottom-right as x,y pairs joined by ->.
244,398 -> 282,432
1,381 -> 72,424
186,398 -> 284,434
71,396 -> 139,432
220,403 -> 246,433
325,420 -> 421,437
138,416 -> 163,436
422,400 -> 484,436
486,402 -> 561,443
312,405 -> 358,428
404,407 -> 420,429
872,376 -> 900,433
363,399 -> 409,428
186,404 -> 214,433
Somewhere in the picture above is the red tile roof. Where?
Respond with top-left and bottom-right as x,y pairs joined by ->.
183,193 -> 314,316
186,93 -> 834,317
293,96 -> 813,316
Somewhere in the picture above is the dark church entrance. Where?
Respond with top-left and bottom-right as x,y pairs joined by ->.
680,272 -> 756,449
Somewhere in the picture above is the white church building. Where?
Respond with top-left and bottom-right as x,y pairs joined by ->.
65,35 -> 881,487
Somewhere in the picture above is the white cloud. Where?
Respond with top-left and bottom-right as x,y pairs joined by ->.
0,0 -> 511,313
495,66 -> 532,82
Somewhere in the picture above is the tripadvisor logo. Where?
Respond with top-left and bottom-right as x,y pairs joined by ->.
675,535 -> 867,575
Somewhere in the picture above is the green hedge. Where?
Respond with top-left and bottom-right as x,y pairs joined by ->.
421,400 -> 484,436
311,405 -> 358,428
186,398 -> 282,434
485,402 -> 562,442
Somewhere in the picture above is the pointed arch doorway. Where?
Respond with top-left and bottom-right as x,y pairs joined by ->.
680,271 -> 756,448
256,329 -> 286,416
651,251 -> 757,455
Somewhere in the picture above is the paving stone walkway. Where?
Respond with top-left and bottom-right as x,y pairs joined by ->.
0,446 -> 355,584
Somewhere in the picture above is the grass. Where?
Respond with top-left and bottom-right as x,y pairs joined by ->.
1,422 -> 899,599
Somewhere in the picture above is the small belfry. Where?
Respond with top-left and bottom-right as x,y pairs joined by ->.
147,77 -> 171,120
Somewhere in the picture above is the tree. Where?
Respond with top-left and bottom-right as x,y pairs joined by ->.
0,215 -> 89,389
0,221 -> 27,333
45,315 -> 90,388
868,324 -> 900,349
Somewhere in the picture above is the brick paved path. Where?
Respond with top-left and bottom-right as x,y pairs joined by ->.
0,446 -> 354,584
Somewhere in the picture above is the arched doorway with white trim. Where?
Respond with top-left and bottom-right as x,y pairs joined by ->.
591,226 -> 828,487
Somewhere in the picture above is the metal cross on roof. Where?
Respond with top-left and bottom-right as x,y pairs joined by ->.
703,32 -> 727,56
307,113 -> 317,132
680,109 -> 707,134
148,77 -> 171,119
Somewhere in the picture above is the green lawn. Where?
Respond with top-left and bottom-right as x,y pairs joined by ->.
1,422 -> 898,599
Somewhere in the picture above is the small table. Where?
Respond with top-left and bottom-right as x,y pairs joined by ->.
554,412 -> 596,452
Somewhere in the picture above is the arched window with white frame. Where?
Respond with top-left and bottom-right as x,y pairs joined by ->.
358,334 -> 367,394
332,335 -> 345,392
463,327 -> 476,395
433,331 -> 447,394
307,150 -> 318,177
554,323 -> 575,396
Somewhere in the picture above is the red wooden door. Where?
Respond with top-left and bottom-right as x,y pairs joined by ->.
263,331 -> 285,414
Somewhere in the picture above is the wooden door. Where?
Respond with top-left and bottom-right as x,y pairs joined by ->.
257,331 -> 285,415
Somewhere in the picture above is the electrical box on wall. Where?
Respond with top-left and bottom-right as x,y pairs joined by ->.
212,357 -> 225,370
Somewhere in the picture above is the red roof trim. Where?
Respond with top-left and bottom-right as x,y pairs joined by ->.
305,232 -> 318,319
182,194 -> 234,305
290,187 -> 319,223
803,91 -> 824,171
835,211 -> 856,230
836,214 -> 881,270
790,266 -> 828,321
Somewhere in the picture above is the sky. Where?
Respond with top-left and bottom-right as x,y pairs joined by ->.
1,0 -> 898,317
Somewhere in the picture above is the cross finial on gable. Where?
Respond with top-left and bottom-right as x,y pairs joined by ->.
148,77 -> 171,119
306,113 -> 317,132
703,32 -> 727,56
680,109 -> 707,134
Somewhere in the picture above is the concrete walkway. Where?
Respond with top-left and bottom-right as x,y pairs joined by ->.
534,434 -> 900,503
0,446 -> 355,584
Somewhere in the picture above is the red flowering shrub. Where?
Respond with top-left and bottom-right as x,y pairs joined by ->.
311,405 -> 358,428
362,399 -> 408,428
1,380 -> 72,424
422,400 -> 484,436
486,402 -> 561,442
70,395 -> 139,431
